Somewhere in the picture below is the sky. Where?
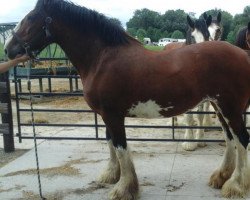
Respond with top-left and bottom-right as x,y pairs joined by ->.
0,0 -> 249,27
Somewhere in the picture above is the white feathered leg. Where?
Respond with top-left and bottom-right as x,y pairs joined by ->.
182,113 -> 197,151
196,104 -> 206,147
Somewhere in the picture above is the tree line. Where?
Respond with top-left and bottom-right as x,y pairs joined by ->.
124,6 -> 250,43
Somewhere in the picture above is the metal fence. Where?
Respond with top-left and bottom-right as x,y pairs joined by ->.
12,62 -> 231,144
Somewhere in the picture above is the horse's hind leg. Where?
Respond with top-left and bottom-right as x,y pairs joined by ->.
209,103 -> 236,189
98,128 -> 120,184
182,113 -> 198,151
221,114 -> 250,198
212,101 -> 250,198
203,102 -> 213,129
102,114 -> 139,200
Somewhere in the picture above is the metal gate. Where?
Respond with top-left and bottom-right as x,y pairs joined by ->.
12,60 -> 228,143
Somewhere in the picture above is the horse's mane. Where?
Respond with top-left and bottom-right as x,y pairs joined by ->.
35,0 -> 137,46
186,18 -> 209,44
235,27 -> 247,48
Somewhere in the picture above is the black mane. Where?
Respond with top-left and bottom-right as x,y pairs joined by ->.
35,0 -> 131,46
235,27 -> 248,49
186,18 -> 210,44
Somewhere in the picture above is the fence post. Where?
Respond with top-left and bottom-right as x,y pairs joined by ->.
0,71 -> 15,152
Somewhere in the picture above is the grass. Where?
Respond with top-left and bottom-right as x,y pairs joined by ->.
144,45 -> 164,51
0,42 -> 5,60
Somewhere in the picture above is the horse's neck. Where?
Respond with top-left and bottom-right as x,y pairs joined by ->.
54,26 -> 104,79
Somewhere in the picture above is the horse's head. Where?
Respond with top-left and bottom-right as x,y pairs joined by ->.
205,12 -> 223,41
186,15 -> 211,44
5,0 -> 54,59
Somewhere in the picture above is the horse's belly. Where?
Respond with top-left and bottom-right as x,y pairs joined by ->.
127,100 -> 174,118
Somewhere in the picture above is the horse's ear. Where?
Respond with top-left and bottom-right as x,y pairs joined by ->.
206,15 -> 212,27
217,12 -> 222,23
248,22 -> 250,31
187,16 -> 195,29
203,12 -> 208,20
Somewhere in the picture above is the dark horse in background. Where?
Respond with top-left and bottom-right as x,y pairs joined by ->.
163,14 -> 212,53
5,0 -> 250,199
235,22 -> 250,51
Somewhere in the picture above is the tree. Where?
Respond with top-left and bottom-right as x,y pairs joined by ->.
226,31 -> 235,44
127,28 -> 137,37
243,6 -> 250,18
171,30 -> 184,39
136,28 -> 147,42
161,9 -> 187,37
147,27 -> 163,42
126,8 -> 162,31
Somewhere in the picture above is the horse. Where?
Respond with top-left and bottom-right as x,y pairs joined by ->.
5,0 -> 250,199
235,22 -> 250,50
163,14 -> 212,53
204,12 -> 223,41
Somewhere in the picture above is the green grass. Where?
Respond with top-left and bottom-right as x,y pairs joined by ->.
39,43 -> 66,58
144,45 -> 164,51
0,42 -> 5,60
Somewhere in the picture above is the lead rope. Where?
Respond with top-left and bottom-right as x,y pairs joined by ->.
27,60 -> 46,200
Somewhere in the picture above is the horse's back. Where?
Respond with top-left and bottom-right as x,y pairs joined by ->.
163,42 -> 185,53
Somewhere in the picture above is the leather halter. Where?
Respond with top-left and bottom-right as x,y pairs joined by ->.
11,16 -> 53,58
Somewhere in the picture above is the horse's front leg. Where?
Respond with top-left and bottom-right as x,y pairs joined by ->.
102,114 -> 139,200
98,128 -> 120,184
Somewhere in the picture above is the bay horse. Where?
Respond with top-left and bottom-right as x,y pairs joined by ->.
4,0 -> 250,199
235,22 -> 250,50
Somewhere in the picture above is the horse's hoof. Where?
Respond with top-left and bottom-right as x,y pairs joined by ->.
182,142 -> 197,151
197,142 -> 207,147
209,169 -> 231,189
98,164 -> 120,184
221,178 -> 246,198
108,178 -> 139,200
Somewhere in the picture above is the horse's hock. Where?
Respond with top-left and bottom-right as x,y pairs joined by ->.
0,71 -> 14,152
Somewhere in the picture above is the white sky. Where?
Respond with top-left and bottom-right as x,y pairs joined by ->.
0,0 -> 249,26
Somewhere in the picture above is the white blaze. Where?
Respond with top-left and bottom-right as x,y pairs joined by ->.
208,24 -> 220,41
192,29 -> 205,43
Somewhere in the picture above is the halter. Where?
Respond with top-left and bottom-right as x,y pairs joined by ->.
11,16 -> 53,58
246,30 -> 250,49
